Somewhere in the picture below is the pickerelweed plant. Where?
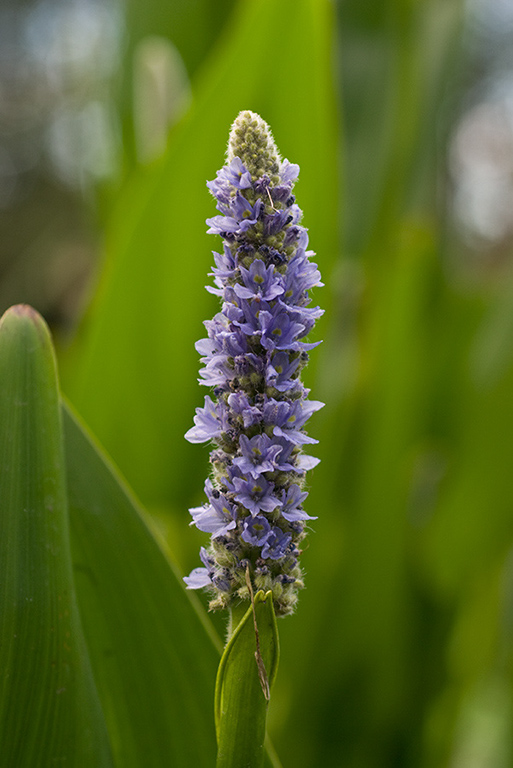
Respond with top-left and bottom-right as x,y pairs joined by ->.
184,111 -> 324,622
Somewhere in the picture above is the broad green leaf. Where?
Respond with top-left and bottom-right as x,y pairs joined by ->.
0,305 -> 113,767
215,592 -> 279,768
62,400 -> 221,767
61,0 -> 338,513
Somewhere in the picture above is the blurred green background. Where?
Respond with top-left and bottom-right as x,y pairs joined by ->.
2,0 -> 513,765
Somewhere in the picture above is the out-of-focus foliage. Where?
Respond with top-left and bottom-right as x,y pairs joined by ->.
117,0 -> 238,167
4,0 -> 513,764
61,0 -> 338,536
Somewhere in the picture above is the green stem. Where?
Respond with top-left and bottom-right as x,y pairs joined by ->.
227,600 -> 250,640
215,591 -> 279,768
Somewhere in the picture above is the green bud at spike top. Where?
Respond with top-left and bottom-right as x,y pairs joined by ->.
228,111 -> 281,181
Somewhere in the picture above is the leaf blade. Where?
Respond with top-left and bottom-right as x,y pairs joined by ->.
62,400 -> 221,767
0,305 -> 113,767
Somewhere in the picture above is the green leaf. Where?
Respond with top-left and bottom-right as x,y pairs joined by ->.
215,592 -> 280,768
62,400 -> 222,767
0,305 -> 113,767
61,0 -> 339,512
0,303 -> 280,767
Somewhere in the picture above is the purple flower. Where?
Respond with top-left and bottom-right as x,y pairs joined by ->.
233,260 -> 284,302
232,433 -> 283,477
189,492 -> 236,538
183,547 -> 215,589
232,475 -> 280,516
280,485 -> 317,522
220,157 -> 253,190
268,398 -> 324,445
185,395 -> 224,443
184,111 -> 323,617
280,159 -> 300,184
231,193 -> 263,228
211,243 -> 237,278
205,215 -> 240,236
264,209 -> 293,237
234,297 -> 272,336
259,310 -> 306,351
261,527 -> 293,560
271,436 -> 302,473
295,453 -> 321,471
227,392 -> 262,427
265,351 -> 302,392
241,515 -> 272,546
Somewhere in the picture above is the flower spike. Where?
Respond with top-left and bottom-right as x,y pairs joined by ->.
184,111 -> 323,617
